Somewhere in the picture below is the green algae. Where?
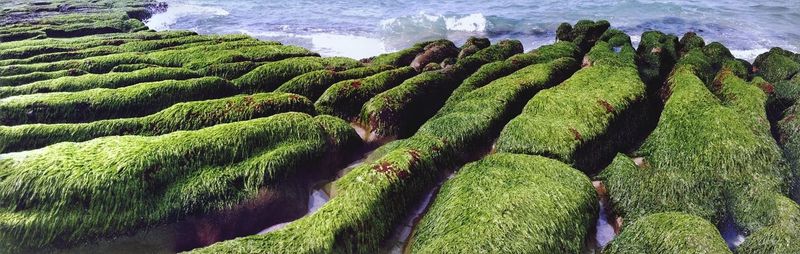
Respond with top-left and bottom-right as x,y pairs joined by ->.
314,66 -> 419,121
370,40 -> 448,67
556,20 -> 610,53
754,47 -> 800,83
0,77 -> 239,125
190,55 -> 578,254
275,65 -> 394,100
599,61 -> 793,245
359,39 -> 523,137
495,39 -> 646,172
0,112 -> 361,251
0,69 -> 87,87
409,153 -> 596,253
636,31 -> 679,87
233,57 -> 362,93
603,212 -> 731,254
0,67 -> 199,98
0,92 -> 314,153
439,41 -> 581,113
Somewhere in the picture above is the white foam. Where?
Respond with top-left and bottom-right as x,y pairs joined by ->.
239,29 -> 388,59
730,48 -> 770,62
145,2 -> 230,31
444,13 -> 488,32
308,33 -> 387,59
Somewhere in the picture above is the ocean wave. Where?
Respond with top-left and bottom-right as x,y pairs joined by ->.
380,12 -> 491,34
145,2 -> 229,31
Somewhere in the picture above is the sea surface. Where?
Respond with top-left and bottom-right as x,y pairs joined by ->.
146,0 -> 800,62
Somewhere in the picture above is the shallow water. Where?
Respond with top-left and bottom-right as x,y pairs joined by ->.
147,0 -> 800,61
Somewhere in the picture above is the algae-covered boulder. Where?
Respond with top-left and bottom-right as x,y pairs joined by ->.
0,67 -> 200,98
369,39 -> 449,67
0,112 -> 361,251
457,36 -> 490,59
191,52 -> 578,254
275,65 -> 394,100
599,54 -> 794,247
603,212 -> 731,254
233,56 -> 362,92
495,36 -> 647,172
409,40 -> 459,71
410,153 -> 597,253
556,20 -> 611,52
359,39 -> 523,137
0,92 -> 315,153
0,77 -> 239,125
315,66 -> 419,121
754,47 -> 800,83
439,41 -> 580,112
636,31 -> 679,87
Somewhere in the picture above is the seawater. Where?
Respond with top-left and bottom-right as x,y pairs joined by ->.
146,0 -> 800,62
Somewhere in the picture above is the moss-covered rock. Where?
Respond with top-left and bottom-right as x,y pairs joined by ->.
315,67 -> 419,120
369,40 -> 447,67
233,56 -> 362,93
0,92 -> 314,153
0,67 -> 199,98
603,212 -> 731,254
190,50 -> 577,254
0,68 -> 87,87
636,31 -> 679,87
495,39 -> 647,172
556,20 -> 611,53
409,40 -> 459,71
409,153 -> 596,253
457,36 -> 490,59
439,41 -> 581,113
0,112 -> 361,251
754,47 -> 800,83
0,77 -> 239,125
359,39 -> 523,137
275,65 -> 394,100
678,32 -> 706,55
599,61 -> 792,236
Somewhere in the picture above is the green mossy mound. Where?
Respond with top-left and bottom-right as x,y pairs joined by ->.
419,58 -> 579,153
736,195 -> 800,254
556,20 -> 611,53
0,12 -> 146,41
603,212 -> 731,254
0,39 -> 308,79
0,69 -> 87,87
0,92 -> 314,153
191,53 -> 579,254
599,60 -> 792,239
495,38 -> 646,172
0,77 -> 239,125
636,31 -> 679,87
0,67 -> 199,98
315,67 -> 419,121
369,40 -> 449,67
754,47 -> 800,83
439,41 -> 581,112
410,153 -> 597,253
359,39 -> 523,137
275,65 -> 394,100
0,112 -> 361,251
457,36 -> 490,59
233,57 -> 362,93
678,32 -> 706,56
191,133 -> 448,254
